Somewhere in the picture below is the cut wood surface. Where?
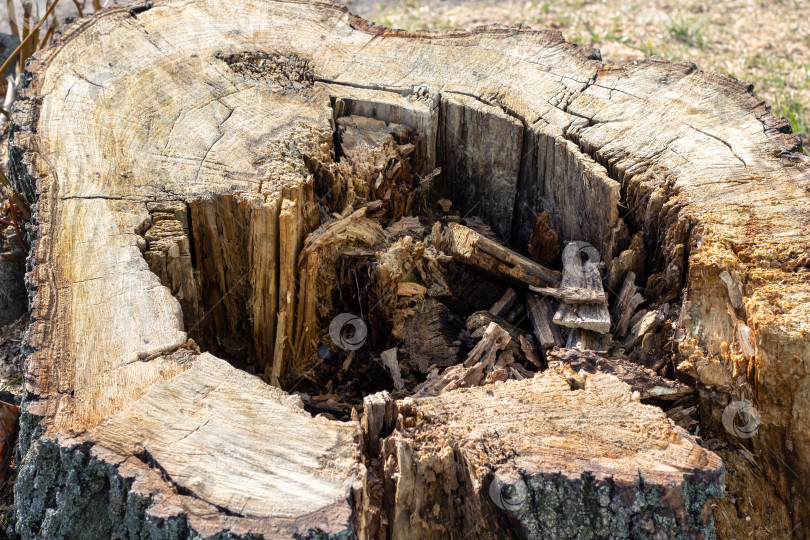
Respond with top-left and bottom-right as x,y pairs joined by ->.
9,0 -> 810,537
360,367 -> 722,539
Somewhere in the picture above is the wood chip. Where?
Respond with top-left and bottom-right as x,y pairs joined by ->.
413,322 -> 511,397
611,271 -> 646,337
387,216 -> 425,238
396,282 -> 427,296
519,334 -> 543,368
380,348 -> 404,391
531,286 -> 608,305
624,308 -> 664,350
526,293 -> 563,348
489,287 -> 518,318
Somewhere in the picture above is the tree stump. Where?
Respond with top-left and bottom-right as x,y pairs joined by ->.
8,0 -> 810,538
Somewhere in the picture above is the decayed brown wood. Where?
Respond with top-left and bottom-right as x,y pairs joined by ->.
398,298 -> 466,373
606,231 -> 645,291
519,334 -> 544,368
386,216 -> 425,238
467,310 -> 526,359
413,321 -> 512,397
526,211 -> 560,267
359,366 -> 722,539
12,0 -> 810,536
292,208 -> 388,379
548,348 -> 691,400
488,287 -> 518,318
430,221 -> 561,288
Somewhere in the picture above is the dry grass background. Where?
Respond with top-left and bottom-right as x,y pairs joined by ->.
349,0 -> 810,151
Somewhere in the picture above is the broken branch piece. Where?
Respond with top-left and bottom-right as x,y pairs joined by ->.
431,222 -> 561,288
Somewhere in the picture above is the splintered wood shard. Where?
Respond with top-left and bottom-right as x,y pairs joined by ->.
431,222 -> 561,287
531,285 -> 608,305
413,321 -> 512,397
526,293 -> 563,348
12,0 -> 809,536
611,270 -> 646,338
553,242 -> 611,333
549,348 -> 692,400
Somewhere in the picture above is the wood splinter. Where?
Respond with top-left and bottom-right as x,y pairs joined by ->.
531,285 -> 608,305
430,221 -> 561,288
549,348 -> 692,400
526,293 -> 564,348
413,321 -> 515,397
553,242 -> 611,334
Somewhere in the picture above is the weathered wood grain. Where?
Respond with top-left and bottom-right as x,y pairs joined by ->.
548,348 -> 691,400
431,222 -> 561,287
531,285 -> 608,305
360,367 -> 722,539
552,242 -> 611,333
611,270 -> 645,338
525,293 -> 563,348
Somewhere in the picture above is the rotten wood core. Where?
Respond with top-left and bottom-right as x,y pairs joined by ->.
134,111 -> 673,415
10,0 -> 810,538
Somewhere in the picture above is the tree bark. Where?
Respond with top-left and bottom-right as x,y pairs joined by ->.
8,0 -> 810,538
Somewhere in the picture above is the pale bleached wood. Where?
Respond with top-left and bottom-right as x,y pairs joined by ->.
611,270 -> 646,337
553,242 -> 611,333
565,327 -> 609,352
624,308 -> 665,350
526,293 -> 563,348
530,285 -> 608,305
93,353 -> 358,535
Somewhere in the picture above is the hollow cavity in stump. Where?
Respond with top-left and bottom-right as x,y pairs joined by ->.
134,84 -> 681,422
